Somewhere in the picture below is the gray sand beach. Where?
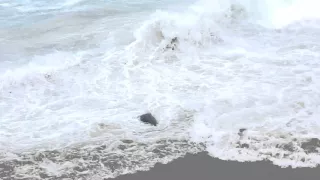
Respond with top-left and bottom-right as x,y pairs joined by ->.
110,152 -> 320,180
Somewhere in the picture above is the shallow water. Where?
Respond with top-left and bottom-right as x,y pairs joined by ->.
1,0 -> 320,179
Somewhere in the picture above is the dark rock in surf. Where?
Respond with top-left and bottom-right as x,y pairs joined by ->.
238,128 -> 247,137
171,37 -> 178,44
165,37 -> 178,50
236,128 -> 249,149
139,113 -> 158,126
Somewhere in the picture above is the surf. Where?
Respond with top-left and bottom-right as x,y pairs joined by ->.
1,0 -> 320,179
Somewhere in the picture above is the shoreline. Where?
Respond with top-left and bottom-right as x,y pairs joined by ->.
109,152 -> 320,180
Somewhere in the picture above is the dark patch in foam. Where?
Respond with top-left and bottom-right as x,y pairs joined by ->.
239,143 -> 250,148
236,130 -> 320,157
237,128 -> 249,148
165,37 -> 178,50
238,128 -> 247,137
301,138 -> 320,153
121,140 -> 133,144
276,142 -> 295,152
273,138 -> 320,154
0,162 -> 14,180
118,145 -> 127,150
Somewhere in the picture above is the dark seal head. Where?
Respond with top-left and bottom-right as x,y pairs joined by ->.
139,113 -> 158,126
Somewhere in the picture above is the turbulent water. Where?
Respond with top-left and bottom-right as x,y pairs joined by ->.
1,0 -> 320,179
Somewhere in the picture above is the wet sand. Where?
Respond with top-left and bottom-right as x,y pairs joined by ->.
110,152 -> 320,180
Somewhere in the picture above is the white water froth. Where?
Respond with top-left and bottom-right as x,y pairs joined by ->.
1,1 -> 320,177
128,0 -> 320,168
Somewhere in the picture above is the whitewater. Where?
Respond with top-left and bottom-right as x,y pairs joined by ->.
1,0 -> 320,179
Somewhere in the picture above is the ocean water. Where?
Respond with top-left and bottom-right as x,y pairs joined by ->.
1,0 -> 320,179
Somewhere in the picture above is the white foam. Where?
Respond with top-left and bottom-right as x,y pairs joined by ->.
271,0 -> 320,28
1,0 -> 320,172
128,0 -> 320,167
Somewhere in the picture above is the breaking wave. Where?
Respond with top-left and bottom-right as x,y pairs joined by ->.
1,0 -> 320,179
